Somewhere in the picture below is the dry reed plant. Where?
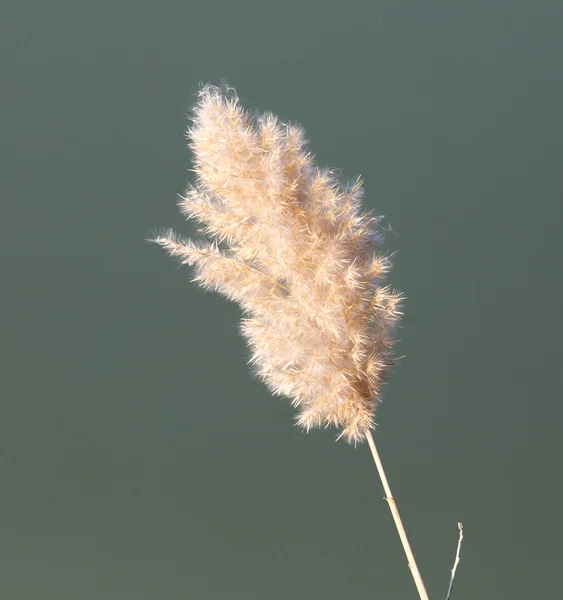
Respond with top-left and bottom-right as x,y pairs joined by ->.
153,84 -> 462,600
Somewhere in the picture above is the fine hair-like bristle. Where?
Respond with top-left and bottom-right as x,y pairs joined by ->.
153,84 -> 402,443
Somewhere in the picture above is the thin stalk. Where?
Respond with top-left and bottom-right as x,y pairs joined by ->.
366,430 -> 429,600
445,523 -> 463,600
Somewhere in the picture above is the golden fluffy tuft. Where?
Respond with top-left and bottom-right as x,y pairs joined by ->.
154,84 -> 402,443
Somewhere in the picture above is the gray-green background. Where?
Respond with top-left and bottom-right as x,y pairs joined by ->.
3,1 -> 562,598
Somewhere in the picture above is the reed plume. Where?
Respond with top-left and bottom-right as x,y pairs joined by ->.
153,84 -> 402,444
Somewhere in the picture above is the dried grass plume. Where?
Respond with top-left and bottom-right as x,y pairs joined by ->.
153,84 -> 402,443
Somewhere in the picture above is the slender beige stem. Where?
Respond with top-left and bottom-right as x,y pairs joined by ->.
366,430 -> 429,600
445,522 -> 463,600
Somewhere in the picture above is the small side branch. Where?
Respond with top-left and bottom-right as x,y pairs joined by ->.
445,522 -> 464,600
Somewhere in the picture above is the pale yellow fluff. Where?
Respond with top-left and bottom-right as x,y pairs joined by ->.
153,84 -> 402,443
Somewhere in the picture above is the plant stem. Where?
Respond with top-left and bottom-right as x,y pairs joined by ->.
365,430 -> 429,600
445,522 -> 463,600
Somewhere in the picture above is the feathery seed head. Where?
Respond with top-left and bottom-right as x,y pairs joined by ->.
154,84 -> 402,444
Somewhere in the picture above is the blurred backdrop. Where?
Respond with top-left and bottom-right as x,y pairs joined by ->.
2,1 -> 562,598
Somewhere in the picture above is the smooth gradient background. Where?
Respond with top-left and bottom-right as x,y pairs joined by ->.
2,1 -> 562,598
